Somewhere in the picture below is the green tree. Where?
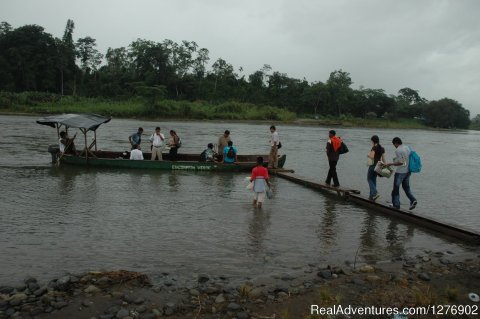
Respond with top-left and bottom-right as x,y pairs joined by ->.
326,69 -> 353,116
423,98 -> 470,129
57,19 -> 77,95
76,36 -> 103,74
470,114 -> 480,130
0,24 -> 59,92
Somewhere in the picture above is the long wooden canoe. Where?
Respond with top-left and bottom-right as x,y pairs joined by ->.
60,150 -> 286,172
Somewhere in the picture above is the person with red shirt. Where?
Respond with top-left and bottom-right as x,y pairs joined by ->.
250,157 -> 271,208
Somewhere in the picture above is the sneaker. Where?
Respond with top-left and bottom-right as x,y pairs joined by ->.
409,200 -> 417,210
372,194 -> 380,201
388,203 -> 400,209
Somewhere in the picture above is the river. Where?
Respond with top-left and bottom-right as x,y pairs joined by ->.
0,114 -> 479,285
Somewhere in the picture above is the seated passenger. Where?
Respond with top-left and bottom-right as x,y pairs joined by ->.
59,131 -> 76,154
130,144 -> 144,160
200,143 -> 217,162
223,141 -> 237,164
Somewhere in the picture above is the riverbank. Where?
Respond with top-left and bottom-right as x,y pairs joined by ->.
0,92 -> 432,129
1,251 -> 479,319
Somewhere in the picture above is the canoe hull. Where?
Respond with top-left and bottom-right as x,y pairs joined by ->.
59,151 -> 286,172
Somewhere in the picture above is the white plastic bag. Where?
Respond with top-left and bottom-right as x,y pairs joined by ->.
374,161 -> 393,178
246,181 -> 254,190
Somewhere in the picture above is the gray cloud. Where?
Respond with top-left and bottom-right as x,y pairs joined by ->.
3,0 -> 479,115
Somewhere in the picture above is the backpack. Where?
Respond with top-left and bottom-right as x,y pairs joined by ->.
226,146 -> 235,158
339,142 -> 349,154
408,147 -> 422,173
176,137 -> 182,148
277,142 -> 282,149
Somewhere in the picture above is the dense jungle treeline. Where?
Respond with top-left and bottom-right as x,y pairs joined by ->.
0,20 -> 477,128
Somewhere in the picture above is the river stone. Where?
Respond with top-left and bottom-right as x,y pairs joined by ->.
8,293 -> 28,306
100,315 -> 115,319
290,279 -> 303,287
24,276 -> 37,285
52,301 -> 68,309
198,274 -> 210,284
418,273 -> 431,281
164,303 -> 176,316
214,294 -> 225,304
0,286 -> 14,294
189,289 -> 200,296
6,308 -> 15,316
116,308 -> 129,319
27,282 -> 40,292
84,285 -> 101,294
33,287 -> 48,297
318,270 -> 332,279
136,305 -> 147,313
249,287 -> 265,299
139,314 -> 155,319
151,308 -> 162,316
237,311 -> 250,319
82,300 -> 93,307
359,265 -> 375,273
439,258 -> 451,265
352,278 -> 366,285
96,276 -> 112,287
55,275 -> 72,290
106,306 -> 121,315
227,302 -> 241,311
366,275 -> 381,283
123,294 -> 136,304
204,286 -> 219,294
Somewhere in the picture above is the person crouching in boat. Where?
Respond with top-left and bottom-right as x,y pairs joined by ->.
200,143 -> 217,162
59,131 -> 76,155
250,156 -> 271,208
223,141 -> 237,164
130,144 -> 144,160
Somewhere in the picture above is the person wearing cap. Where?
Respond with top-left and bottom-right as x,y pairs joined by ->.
218,130 -> 231,158
325,130 -> 342,187
149,126 -> 165,161
129,127 -> 144,150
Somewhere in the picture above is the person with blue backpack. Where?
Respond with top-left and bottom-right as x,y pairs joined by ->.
384,137 -> 420,210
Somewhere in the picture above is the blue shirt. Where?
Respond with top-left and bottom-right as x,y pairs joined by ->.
223,146 -> 237,163
130,132 -> 142,145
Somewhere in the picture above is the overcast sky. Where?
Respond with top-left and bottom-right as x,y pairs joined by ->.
3,0 -> 480,115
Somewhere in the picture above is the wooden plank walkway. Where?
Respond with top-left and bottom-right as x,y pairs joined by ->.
272,171 -> 480,244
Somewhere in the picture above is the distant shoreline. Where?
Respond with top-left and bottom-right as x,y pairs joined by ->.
0,109 -> 439,130
0,110 -> 477,131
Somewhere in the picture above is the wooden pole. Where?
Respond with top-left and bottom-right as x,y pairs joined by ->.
94,130 -> 97,151
82,128 -> 88,161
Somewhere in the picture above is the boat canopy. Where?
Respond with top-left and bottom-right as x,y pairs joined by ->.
37,113 -> 111,131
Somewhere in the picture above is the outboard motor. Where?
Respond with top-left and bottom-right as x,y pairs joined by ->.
48,144 -> 60,163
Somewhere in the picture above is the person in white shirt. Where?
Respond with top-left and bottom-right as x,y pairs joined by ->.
149,126 -> 165,161
130,144 -> 144,160
268,125 -> 280,169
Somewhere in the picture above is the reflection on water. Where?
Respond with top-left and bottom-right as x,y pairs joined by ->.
0,115 -> 479,285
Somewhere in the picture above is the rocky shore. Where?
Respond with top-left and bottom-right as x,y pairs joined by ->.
1,250 -> 479,319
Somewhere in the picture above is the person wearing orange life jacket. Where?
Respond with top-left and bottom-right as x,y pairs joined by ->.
325,130 -> 342,187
